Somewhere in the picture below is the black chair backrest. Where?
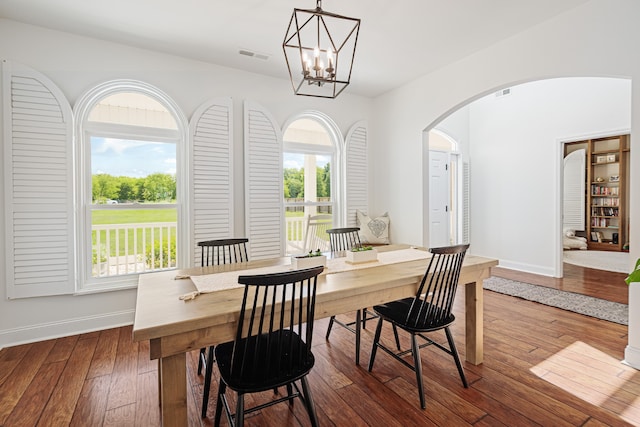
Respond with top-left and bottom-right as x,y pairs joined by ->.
407,244 -> 469,328
198,238 -> 249,267
231,266 -> 324,380
326,227 -> 362,252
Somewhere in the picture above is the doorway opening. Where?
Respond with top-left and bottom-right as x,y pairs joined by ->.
427,130 -> 462,248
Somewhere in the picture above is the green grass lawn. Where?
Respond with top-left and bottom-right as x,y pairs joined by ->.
92,209 -> 177,261
92,208 -> 177,224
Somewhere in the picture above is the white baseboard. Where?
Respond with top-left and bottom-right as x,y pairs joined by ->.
496,260 -> 556,277
624,345 -> 640,371
0,309 -> 135,350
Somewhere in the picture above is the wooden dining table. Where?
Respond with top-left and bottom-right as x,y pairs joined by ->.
132,244 -> 498,427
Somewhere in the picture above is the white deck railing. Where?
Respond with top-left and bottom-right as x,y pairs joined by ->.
92,222 -> 177,277
93,217 -> 329,276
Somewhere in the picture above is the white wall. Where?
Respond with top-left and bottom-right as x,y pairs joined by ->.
371,0 -> 640,367
0,20 -> 372,347
370,0 -> 640,276
469,78 -> 630,275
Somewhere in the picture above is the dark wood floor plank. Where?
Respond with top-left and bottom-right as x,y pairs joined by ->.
69,375 -> 110,427
45,335 -> 79,363
0,344 -> 30,387
3,360 -> 66,427
103,402 -> 136,426
0,339 -> 55,424
0,264 -> 638,426
135,371 -> 162,427
37,336 -> 98,427
87,327 -> 119,379
105,326 -> 138,411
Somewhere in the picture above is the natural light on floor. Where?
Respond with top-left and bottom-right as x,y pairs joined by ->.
530,341 -> 640,422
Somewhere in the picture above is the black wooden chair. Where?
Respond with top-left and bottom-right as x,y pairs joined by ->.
213,266 -> 323,427
368,244 -> 470,409
197,238 -> 249,418
324,227 -> 399,364
198,238 -> 249,267
326,227 -> 362,252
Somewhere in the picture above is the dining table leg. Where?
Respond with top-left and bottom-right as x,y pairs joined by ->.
464,280 -> 484,365
159,352 -> 187,426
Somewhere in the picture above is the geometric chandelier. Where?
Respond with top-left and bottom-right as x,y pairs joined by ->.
282,0 -> 361,99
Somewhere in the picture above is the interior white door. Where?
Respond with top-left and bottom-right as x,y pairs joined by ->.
429,150 -> 451,247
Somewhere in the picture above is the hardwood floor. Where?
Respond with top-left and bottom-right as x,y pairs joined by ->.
0,264 -> 636,426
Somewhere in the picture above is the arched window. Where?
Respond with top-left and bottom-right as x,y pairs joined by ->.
75,81 -> 187,291
283,114 -> 342,254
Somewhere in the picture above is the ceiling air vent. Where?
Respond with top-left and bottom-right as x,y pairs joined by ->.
495,88 -> 512,98
239,49 -> 269,60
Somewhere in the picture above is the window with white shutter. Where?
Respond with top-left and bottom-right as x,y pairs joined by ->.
244,101 -> 284,260
282,116 -> 339,255
3,60 -> 75,298
189,98 -> 233,266
344,121 -> 368,227
74,81 -> 188,291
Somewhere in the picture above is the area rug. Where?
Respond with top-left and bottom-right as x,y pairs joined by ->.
563,250 -> 629,273
483,277 -> 628,325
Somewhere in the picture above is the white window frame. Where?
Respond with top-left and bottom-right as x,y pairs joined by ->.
73,80 -> 189,293
282,111 -> 344,226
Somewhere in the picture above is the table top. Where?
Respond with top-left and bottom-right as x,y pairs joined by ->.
132,244 -> 497,349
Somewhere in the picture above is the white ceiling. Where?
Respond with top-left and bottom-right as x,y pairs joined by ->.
0,0 -> 589,98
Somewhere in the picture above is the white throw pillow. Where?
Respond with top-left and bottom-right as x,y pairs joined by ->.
356,210 -> 390,244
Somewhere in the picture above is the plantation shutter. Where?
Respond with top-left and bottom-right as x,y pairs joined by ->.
244,101 -> 283,260
462,161 -> 470,244
563,149 -> 586,231
344,121 -> 368,227
189,97 -> 233,266
3,60 -> 75,298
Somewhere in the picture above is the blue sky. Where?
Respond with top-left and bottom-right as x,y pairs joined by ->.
91,138 -> 327,176
91,136 -> 176,177
284,153 -> 330,169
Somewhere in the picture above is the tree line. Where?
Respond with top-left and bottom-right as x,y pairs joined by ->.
284,164 -> 331,198
93,173 -> 176,203
93,165 -> 328,203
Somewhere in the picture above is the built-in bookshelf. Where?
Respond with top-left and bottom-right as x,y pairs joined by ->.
586,134 -> 629,251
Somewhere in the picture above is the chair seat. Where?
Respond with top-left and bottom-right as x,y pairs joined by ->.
373,297 -> 456,333
215,331 -> 315,393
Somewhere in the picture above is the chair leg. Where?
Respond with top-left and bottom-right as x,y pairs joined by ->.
300,376 -> 320,427
326,315 -> 336,340
214,382 -> 226,427
392,324 -> 401,350
201,345 -> 215,418
235,393 -> 245,427
411,333 -> 426,409
355,309 -> 361,365
445,327 -> 469,388
368,317 -> 384,372
362,308 -> 368,329
286,383 -> 294,405
197,347 -> 206,375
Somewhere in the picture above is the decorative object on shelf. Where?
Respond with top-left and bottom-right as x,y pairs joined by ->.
596,155 -> 608,164
595,176 -> 605,182
282,0 -> 360,99
291,250 -> 327,269
610,175 -> 620,182
346,246 -> 378,264
607,154 -> 617,162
